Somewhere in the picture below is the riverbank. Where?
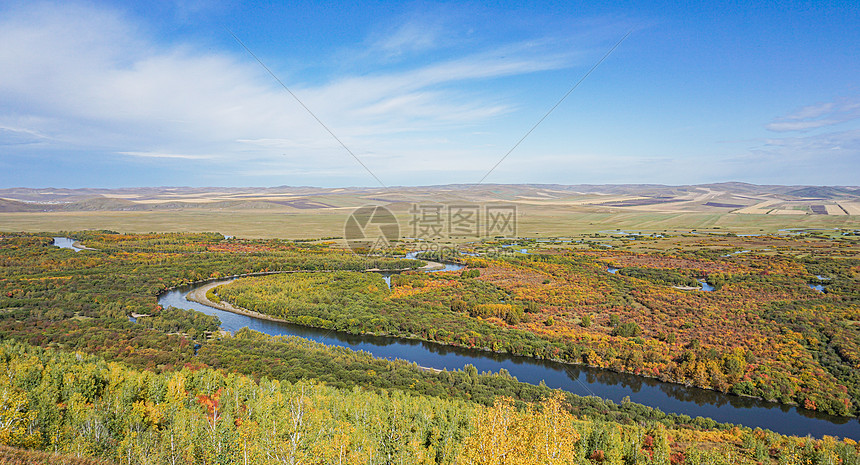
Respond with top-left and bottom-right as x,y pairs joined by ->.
71,241 -> 97,251
365,259 -> 446,272
186,279 -> 785,410
170,260 -> 454,324
418,260 -> 446,271
186,281 -> 295,324
158,263 -> 437,295
161,279 -> 860,438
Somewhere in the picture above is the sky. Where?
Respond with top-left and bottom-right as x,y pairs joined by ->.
0,0 -> 858,188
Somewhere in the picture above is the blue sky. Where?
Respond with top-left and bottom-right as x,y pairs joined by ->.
1,0 -> 858,188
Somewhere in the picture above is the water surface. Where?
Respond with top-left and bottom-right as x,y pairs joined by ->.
159,275 -> 859,439
53,237 -> 83,252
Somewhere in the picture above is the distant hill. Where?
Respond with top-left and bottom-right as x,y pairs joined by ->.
784,186 -> 860,199
0,183 -> 857,215
0,198 -> 40,212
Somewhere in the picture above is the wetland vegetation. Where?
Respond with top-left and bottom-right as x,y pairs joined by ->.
0,229 -> 859,463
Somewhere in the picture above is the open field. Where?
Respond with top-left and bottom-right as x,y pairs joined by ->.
769,209 -> 808,215
839,202 -> 860,215
1,207 -> 858,240
1,184 -> 858,240
826,204 -> 847,215
0,210 -> 350,239
514,209 -> 859,236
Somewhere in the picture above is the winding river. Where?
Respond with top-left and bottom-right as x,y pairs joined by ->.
159,274 -> 860,439
53,238 -> 859,438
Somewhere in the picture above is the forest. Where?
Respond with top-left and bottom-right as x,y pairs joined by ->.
1,340 -> 858,464
0,230 -> 859,463
210,237 -> 860,417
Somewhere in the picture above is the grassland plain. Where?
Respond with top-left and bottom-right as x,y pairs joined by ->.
0,207 -> 857,240
2,184 -> 858,240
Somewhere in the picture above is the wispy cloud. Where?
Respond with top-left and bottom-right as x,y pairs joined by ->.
766,97 -> 860,132
711,128 -> 860,184
721,98 -> 860,183
0,125 -> 48,146
0,1 -> 602,185
372,20 -> 446,58
759,128 -> 860,154
118,151 -> 215,160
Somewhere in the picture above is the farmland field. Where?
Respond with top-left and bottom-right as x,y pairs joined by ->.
2,184 -> 858,240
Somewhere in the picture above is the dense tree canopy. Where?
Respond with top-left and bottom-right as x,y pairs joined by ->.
0,231 -> 859,463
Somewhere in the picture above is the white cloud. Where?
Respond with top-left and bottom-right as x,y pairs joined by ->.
372,20 -> 445,57
765,120 -> 842,132
0,125 -> 47,145
118,151 -> 215,160
766,97 -> 860,132
0,1 -> 592,185
759,128 -> 860,154
709,129 -> 860,184
735,97 -> 860,183
785,102 -> 835,120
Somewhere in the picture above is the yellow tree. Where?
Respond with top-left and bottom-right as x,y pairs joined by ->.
457,395 -> 581,465
529,394 -> 581,463
0,386 -> 40,448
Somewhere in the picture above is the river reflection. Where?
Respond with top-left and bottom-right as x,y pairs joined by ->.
53,237 -> 83,252
52,236 -> 858,437
158,277 -> 860,439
